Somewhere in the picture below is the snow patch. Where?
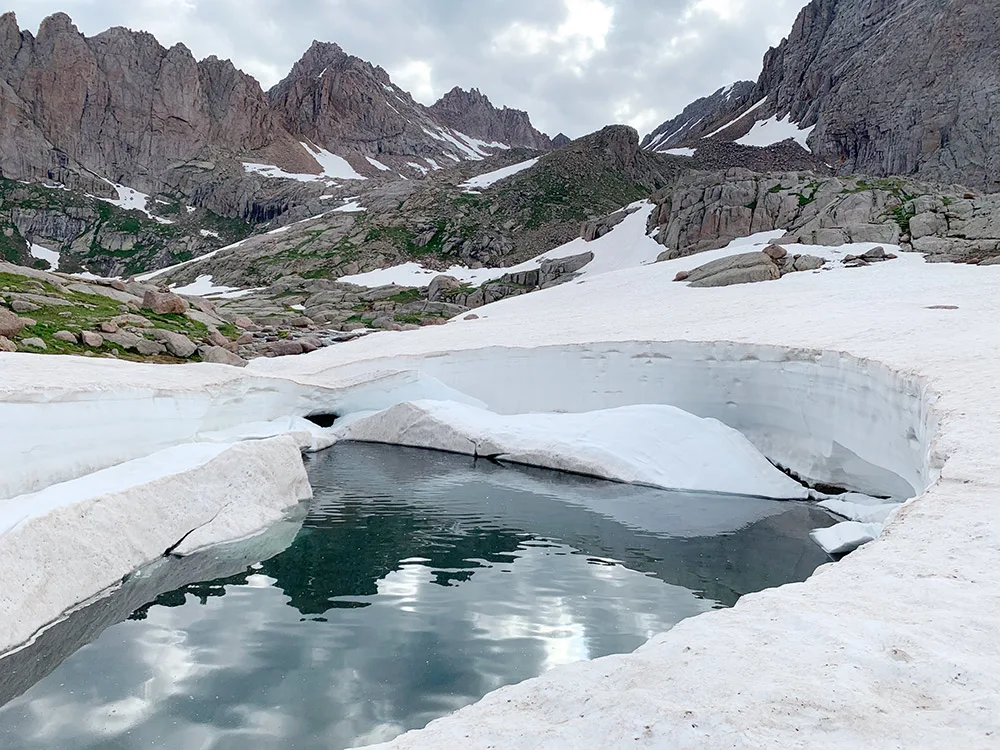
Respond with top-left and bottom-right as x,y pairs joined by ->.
663,147 -> 696,157
29,243 -> 60,270
366,156 -> 392,172
736,114 -> 815,151
460,157 -> 540,190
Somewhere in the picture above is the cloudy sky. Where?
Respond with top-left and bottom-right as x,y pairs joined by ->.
5,0 -> 808,138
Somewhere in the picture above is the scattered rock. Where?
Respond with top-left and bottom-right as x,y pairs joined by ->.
53,330 -> 78,344
673,271 -> 690,282
926,305 -> 959,310
861,246 -> 887,261
270,340 -> 305,356
202,346 -> 248,367
0,309 -> 25,338
152,329 -> 198,358
463,314 -> 480,320
0,336 -> 16,352
231,315 -> 257,330
763,244 -> 788,260
81,331 -> 104,347
235,332 -> 254,345
142,290 -> 188,315
21,337 -> 46,350
99,321 -> 119,334
299,337 -> 322,353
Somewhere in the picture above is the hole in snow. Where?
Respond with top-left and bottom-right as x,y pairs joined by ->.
304,413 -> 338,428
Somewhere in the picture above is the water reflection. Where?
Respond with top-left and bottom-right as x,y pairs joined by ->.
0,443 -> 835,750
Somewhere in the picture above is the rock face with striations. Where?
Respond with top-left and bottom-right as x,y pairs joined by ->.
0,12 -> 312,198
645,0 -> 1000,191
428,87 -> 551,150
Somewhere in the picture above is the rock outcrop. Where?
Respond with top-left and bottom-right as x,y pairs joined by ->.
644,0 -> 1000,191
428,87 -> 552,150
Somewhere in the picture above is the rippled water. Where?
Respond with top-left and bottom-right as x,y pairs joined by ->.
0,443 -> 835,749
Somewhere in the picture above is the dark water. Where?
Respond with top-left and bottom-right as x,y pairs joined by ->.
0,443 -> 835,750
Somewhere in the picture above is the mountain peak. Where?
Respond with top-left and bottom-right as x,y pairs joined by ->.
429,86 -> 551,150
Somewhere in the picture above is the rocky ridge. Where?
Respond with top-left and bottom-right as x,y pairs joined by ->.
0,13 -> 553,221
644,0 -> 1000,191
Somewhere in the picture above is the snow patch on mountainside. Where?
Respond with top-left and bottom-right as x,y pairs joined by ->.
29,244 -> 60,270
337,200 -> 660,288
460,157 -> 540,190
736,114 -> 815,150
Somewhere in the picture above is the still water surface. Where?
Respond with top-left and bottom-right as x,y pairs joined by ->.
0,443 -> 835,749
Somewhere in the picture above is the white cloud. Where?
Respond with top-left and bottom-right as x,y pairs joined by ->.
492,0 -> 615,73
389,59 -> 436,104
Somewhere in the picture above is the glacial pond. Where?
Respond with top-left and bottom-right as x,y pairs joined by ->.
0,442 -> 836,749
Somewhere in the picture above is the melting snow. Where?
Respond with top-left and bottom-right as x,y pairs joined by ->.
244,143 -> 367,183
93,180 -> 175,225
29,243 -> 60,270
169,274 -> 252,298
702,97 -> 768,139
199,229 -> 221,239
337,200 -> 661,288
664,147 -> 696,157
460,157 -> 540,190
366,156 -> 392,172
736,114 -> 815,150
333,200 -> 366,213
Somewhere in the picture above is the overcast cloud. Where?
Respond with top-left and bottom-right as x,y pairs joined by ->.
5,0 -> 808,138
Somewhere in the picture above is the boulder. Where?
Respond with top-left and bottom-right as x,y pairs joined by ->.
152,329 -> 198,358
686,252 -> 781,288
142,290 -> 188,315
673,271 -> 690,282
135,339 -> 166,356
428,275 -> 461,302
103,330 -> 143,350
53,330 -> 78,343
11,300 -> 39,314
539,251 -> 594,285
792,255 -> 826,272
0,336 -> 16,352
861,246 -> 887,261
202,346 -> 248,367
112,314 -> 154,328
99,321 -> 119,334
0,309 -> 25,338
909,212 -> 948,240
206,330 -> 231,348
21,337 -> 46,350
270,340 -> 305,356
236,332 -> 254,345
980,256 -> 1000,266
232,315 -> 256,330
81,331 -> 104,348
763,244 -> 787,260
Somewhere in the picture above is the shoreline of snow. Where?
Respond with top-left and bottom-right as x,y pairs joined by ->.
0,436 -> 311,655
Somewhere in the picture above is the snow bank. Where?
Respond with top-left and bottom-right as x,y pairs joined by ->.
337,201 -> 661,288
809,521 -> 882,555
0,436 -> 310,654
460,157 -> 540,190
338,400 -> 809,498
736,114 -> 815,150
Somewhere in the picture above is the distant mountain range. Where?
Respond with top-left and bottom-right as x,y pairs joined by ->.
0,12 -> 552,210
